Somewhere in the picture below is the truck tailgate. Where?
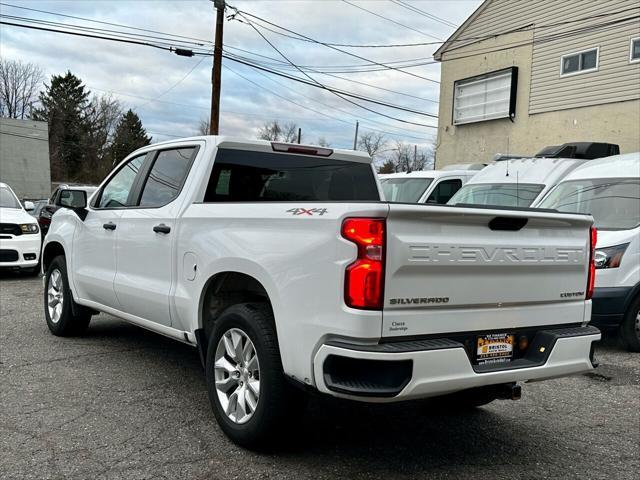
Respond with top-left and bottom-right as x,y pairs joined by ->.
383,204 -> 593,338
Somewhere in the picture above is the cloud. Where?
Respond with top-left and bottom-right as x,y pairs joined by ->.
1,0 -> 482,149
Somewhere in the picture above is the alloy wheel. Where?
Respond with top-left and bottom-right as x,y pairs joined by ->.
214,328 -> 260,424
47,269 -> 64,324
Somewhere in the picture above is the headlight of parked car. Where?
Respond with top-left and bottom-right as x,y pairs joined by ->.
19,223 -> 40,234
39,209 -> 52,219
594,243 -> 629,269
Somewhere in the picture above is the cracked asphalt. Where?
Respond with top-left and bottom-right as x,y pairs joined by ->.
1,273 -> 639,480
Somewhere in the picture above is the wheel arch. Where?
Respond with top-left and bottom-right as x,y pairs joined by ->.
198,271 -> 274,333
196,270 -> 276,368
623,282 -> 640,314
42,241 -> 66,273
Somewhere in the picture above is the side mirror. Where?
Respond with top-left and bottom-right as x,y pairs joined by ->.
58,190 -> 87,209
24,200 -> 35,211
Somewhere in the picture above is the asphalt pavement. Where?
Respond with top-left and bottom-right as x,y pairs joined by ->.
1,272 -> 639,480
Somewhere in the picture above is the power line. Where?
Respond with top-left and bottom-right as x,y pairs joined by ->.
133,54 -> 209,110
0,2 -> 212,45
224,44 -> 437,70
223,50 -> 438,103
441,14 -> 640,60
229,7 -> 441,84
231,64 -> 436,139
389,0 -> 457,28
0,13 -> 206,49
441,6 -> 640,56
341,0 -> 443,41
0,20 -> 175,52
228,4 -> 639,49
234,13 -> 437,128
0,18 -> 439,120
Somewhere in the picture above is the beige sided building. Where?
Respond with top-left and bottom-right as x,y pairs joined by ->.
433,0 -> 640,167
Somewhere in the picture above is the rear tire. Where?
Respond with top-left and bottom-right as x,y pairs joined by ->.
44,255 -> 91,336
620,296 -> 640,352
205,303 -> 304,449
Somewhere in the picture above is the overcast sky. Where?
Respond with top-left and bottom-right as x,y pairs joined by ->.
1,0 -> 482,149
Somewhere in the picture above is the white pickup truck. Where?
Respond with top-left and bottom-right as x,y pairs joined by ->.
42,136 -> 600,447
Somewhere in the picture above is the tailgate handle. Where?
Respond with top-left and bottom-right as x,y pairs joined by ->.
489,217 -> 528,231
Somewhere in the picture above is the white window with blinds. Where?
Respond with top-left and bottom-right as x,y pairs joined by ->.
452,67 -> 517,126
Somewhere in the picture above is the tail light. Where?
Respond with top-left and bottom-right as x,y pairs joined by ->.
341,218 -> 385,310
586,226 -> 597,300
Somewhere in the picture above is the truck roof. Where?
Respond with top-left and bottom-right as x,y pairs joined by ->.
380,169 -> 475,180
465,157 -> 588,186
144,135 -> 373,164
559,152 -> 639,181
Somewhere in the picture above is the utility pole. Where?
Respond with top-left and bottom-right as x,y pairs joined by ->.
210,0 -> 225,135
353,121 -> 359,150
297,127 -> 302,144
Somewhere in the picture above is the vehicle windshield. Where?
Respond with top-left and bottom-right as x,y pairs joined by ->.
448,183 -> 544,207
0,186 -> 21,209
381,178 -> 433,202
538,178 -> 640,230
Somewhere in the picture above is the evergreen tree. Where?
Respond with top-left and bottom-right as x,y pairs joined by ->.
32,71 -> 91,181
109,110 -> 151,164
378,159 -> 396,174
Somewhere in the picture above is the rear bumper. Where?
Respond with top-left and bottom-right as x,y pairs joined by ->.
313,326 -> 601,402
590,287 -> 633,328
0,235 -> 41,268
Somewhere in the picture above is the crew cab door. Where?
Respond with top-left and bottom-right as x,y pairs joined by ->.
113,146 -> 199,327
73,154 -> 147,308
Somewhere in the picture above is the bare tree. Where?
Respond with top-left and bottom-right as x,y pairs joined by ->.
282,122 -> 299,143
83,93 -> 124,181
0,58 -> 44,119
258,120 -> 282,141
357,132 -> 387,159
197,118 -> 210,135
316,137 -> 331,147
257,120 -> 300,142
387,141 -> 434,172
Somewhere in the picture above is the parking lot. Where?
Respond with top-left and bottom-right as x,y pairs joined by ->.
1,273 -> 638,480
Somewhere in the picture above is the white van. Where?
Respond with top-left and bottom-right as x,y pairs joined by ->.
379,169 -> 478,204
536,153 -> 640,351
447,157 -> 588,208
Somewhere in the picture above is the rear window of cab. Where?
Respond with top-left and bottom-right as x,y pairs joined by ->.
204,149 -> 379,202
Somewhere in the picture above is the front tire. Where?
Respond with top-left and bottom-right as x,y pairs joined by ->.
44,255 -> 91,336
620,296 -> 640,352
205,303 -> 303,448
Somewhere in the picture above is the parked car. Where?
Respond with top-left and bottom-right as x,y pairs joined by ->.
28,200 -> 49,218
536,152 -> 640,351
0,182 -> 41,275
447,157 -> 588,208
379,169 -> 478,204
42,136 -> 600,448
38,185 -> 97,236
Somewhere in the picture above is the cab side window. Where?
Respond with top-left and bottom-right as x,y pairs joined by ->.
138,147 -> 196,207
426,179 -> 463,204
96,155 -> 146,208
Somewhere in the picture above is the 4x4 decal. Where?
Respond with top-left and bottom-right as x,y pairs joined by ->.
286,208 -> 328,216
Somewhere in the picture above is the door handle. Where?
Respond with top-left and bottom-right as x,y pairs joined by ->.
153,223 -> 171,234
103,222 -> 116,230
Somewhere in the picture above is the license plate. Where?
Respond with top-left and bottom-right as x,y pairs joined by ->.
476,333 -> 514,365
